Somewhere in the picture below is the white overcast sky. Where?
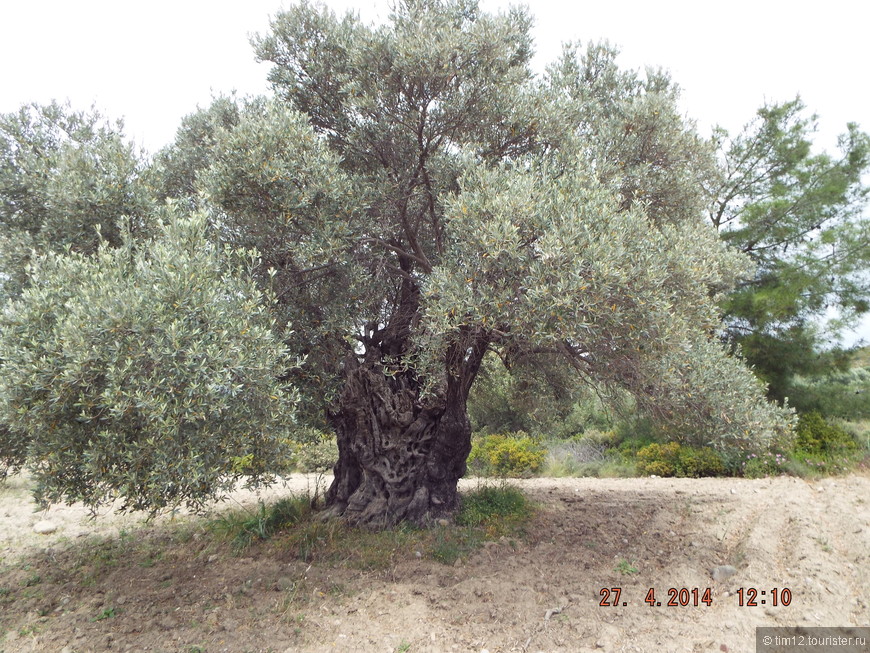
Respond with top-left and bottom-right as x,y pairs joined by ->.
1,0 -> 869,344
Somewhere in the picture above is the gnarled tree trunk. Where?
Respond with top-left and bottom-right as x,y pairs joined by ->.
325,336 -> 486,528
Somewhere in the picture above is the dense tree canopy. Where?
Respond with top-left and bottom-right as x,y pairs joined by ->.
709,99 -> 870,403
168,0 -> 791,525
0,209 -> 297,512
0,0 -> 799,525
0,101 -> 151,303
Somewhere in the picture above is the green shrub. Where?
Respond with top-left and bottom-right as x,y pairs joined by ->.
678,445 -> 726,477
612,436 -> 657,462
641,458 -> 676,477
291,429 -> 339,473
636,442 -> 680,476
636,442 -> 725,478
0,209 -> 298,512
467,432 -> 545,477
738,413 -> 863,478
579,428 -> 618,447
794,412 -> 859,457
740,451 -> 788,478
269,428 -> 338,474
789,453 -> 857,476
838,418 -> 869,451
609,418 -> 660,461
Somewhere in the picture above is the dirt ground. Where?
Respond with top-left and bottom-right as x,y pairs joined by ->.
1,472 -> 868,653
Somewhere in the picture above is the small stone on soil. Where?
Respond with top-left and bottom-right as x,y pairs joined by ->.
712,565 -> 737,581
33,520 -> 57,534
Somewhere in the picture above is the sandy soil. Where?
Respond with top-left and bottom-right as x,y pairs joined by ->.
1,472 -> 868,653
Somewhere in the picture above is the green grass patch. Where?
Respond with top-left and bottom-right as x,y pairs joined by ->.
431,484 -> 533,564
210,486 -> 534,569
457,484 -> 532,531
429,526 -> 482,565
91,606 -> 118,622
614,559 -> 639,575
210,496 -> 312,550
276,518 -> 425,570
20,572 -> 41,587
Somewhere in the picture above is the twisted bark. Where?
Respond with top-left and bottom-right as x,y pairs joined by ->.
325,334 -> 487,528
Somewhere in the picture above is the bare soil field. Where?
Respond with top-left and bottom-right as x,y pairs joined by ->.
1,473 -> 868,653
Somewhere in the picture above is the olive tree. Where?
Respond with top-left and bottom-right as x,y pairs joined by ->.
0,101 -> 151,303
146,0 -> 794,528
0,208 -> 298,512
